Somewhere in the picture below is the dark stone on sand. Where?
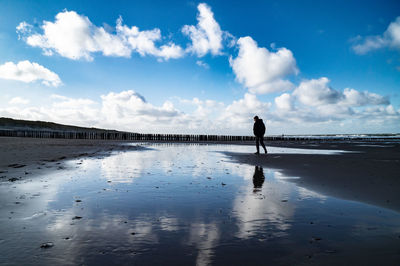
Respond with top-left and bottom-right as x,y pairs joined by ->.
8,164 -> 26,168
131,232 -> 136,235
72,216 -> 82,220
40,242 -> 54,248
8,177 -> 19,182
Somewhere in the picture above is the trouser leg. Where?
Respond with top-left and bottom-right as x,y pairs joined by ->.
260,137 -> 267,152
255,137 -> 260,153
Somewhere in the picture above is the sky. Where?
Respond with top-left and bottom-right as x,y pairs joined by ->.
0,0 -> 399,135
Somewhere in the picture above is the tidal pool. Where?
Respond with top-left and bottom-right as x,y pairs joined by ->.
1,144 -> 399,265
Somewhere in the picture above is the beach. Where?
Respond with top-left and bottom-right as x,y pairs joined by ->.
0,137 -> 400,265
0,137 -> 144,180
225,140 -> 400,213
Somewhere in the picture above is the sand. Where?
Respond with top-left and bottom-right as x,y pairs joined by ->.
1,137 -> 399,265
1,137 -> 399,213
0,137 -> 144,179
224,140 -> 400,213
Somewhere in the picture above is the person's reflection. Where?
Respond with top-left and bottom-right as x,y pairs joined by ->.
253,166 -> 265,193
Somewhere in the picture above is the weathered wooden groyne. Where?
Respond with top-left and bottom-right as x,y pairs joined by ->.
0,129 -> 255,141
0,129 -> 398,142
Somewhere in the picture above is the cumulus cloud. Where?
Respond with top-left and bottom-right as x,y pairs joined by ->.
352,16 -> 400,54
17,10 -> 183,61
292,77 -> 389,107
0,60 -> 61,87
229,36 -> 298,94
293,77 -> 342,106
182,3 -> 225,57
219,93 -> 271,128
342,88 -> 389,106
274,93 -> 294,111
116,17 -> 184,60
1,88 -> 399,134
101,90 -> 180,121
270,77 -> 396,128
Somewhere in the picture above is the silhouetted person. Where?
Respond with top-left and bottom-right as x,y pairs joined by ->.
253,116 -> 267,154
253,166 -> 265,193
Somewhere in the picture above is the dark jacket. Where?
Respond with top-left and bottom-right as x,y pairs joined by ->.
253,119 -> 266,137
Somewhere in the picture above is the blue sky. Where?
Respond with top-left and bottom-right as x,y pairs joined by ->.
0,0 -> 399,134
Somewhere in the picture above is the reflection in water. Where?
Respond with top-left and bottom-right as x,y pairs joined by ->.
188,222 -> 219,266
1,144 -> 400,265
252,166 -> 265,193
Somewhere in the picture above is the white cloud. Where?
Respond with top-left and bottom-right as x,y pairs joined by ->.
352,16 -> 400,54
293,77 -> 342,106
0,60 -> 61,87
274,93 -> 294,111
116,17 -> 184,60
17,10 -> 183,61
229,36 -> 298,94
182,3 -> 224,57
100,90 -> 188,132
342,88 -> 389,106
292,77 -> 389,108
0,89 -> 399,135
219,93 -> 271,128
0,95 -> 99,127
270,77 -> 397,129
9,97 -> 30,105
196,60 -> 209,69
16,21 -> 32,38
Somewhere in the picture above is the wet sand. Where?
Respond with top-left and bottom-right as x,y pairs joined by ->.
1,138 -> 400,265
0,137 -> 144,180
224,140 -> 400,213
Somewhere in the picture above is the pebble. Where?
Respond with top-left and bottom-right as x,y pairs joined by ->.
40,242 -> 54,248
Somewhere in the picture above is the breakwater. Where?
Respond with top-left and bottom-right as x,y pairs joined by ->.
0,129 -> 399,142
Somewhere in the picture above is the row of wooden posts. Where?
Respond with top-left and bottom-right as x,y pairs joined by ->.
0,129 -> 290,141
0,129 -> 257,141
0,129 -> 397,142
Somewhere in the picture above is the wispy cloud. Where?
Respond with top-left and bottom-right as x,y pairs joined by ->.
352,16 -> 400,54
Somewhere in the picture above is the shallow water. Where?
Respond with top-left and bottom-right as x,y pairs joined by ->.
1,144 -> 399,265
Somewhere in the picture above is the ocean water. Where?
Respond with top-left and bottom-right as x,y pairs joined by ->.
0,144 -> 399,265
